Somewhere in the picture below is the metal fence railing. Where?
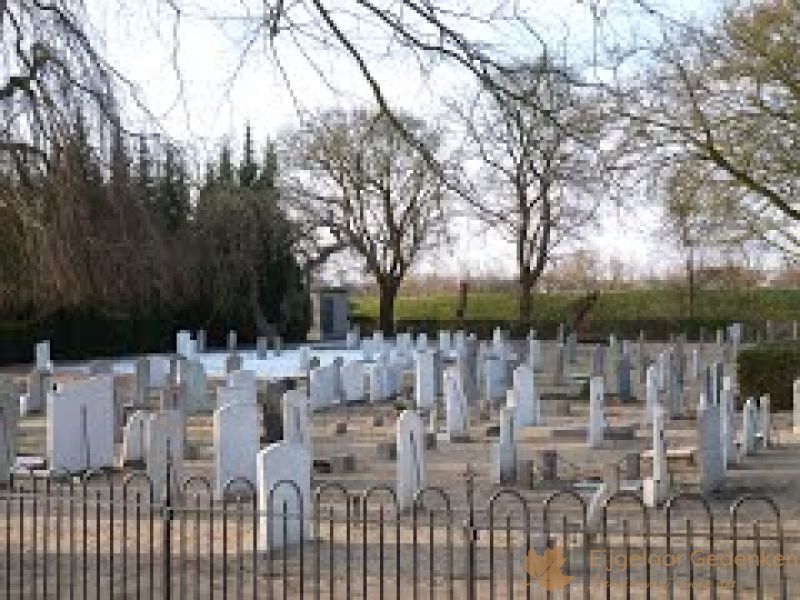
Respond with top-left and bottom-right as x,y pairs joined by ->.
0,468 -> 796,598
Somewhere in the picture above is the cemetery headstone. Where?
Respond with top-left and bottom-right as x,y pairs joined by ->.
47,376 -> 115,472
396,410 -> 426,511
257,441 -> 311,550
214,400 -> 260,495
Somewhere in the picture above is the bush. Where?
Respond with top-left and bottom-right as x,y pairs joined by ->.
737,343 -> 800,411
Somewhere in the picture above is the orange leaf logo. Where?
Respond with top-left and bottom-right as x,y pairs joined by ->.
525,543 -> 573,591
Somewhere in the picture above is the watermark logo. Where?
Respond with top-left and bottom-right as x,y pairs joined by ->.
525,544 -> 572,591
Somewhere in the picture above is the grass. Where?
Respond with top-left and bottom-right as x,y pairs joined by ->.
351,288 -> 800,323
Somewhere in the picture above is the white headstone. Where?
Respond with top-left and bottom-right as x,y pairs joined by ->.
396,410 -> 426,511
0,381 -> 18,484
438,331 -> 451,355
794,379 -> 800,434
742,398 -> 757,456
444,367 -> 468,439
217,385 -> 251,411
146,410 -> 184,500
134,357 -> 149,406
121,410 -> 149,465
512,364 -> 539,426
643,406 -> 668,508
483,357 -> 506,406
257,442 -> 311,550
282,390 -> 311,451
528,338 -> 541,371
47,376 -> 115,472
415,351 -> 436,409
341,361 -> 366,403
491,406 -> 517,484
346,330 -> 360,350
35,340 -> 52,372
416,333 -> 428,352
183,361 -> 209,413
148,356 -> 170,388
588,376 -> 605,448
697,402 -> 724,492
760,395 -> 771,448
720,377 -> 735,467
176,331 -> 195,359
227,370 -> 257,402
214,400 -> 260,494
368,362 -> 399,404
645,365 -> 658,424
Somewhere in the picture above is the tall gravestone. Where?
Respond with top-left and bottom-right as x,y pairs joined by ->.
444,367 -> 468,440
645,365 -> 658,425
183,360 -> 209,413
742,398 -> 757,456
396,410 -> 426,511
146,410 -> 185,500
794,379 -> 800,434
257,442 -> 311,550
214,400 -> 260,495
697,403 -> 724,493
512,364 -> 539,426
643,407 -> 668,508
47,376 -> 115,472
282,390 -> 311,454
588,376 -> 605,448
719,377 -> 736,467
760,395 -> 771,448
121,410 -> 149,466
341,361 -> 366,404
415,351 -> 436,409
0,379 -> 18,484
491,407 -> 517,484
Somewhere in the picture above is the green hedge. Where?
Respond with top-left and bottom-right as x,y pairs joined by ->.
0,306 -> 310,366
737,342 -> 800,411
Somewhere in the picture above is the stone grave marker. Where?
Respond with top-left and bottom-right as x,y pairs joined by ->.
214,400 -> 260,495
396,410 -> 426,511
121,410 -> 149,466
0,379 -> 18,484
588,376 -> 605,448
341,361 -> 366,404
491,406 -> 517,484
256,336 -> 268,359
512,364 -> 539,427
643,406 -> 668,508
282,390 -> 311,453
146,410 -> 184,500
415,350 -> 436,409
760,395 -> 771,448
257,441 -> 311,550
47,376 -> 115,472
697,403 -> 724,493
444,367 -> 468,440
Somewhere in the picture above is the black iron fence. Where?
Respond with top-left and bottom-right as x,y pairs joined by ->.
0,470 -> 796,598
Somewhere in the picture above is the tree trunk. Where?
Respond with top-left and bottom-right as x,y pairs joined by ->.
519,267 -> 533,324
378,281 -> 398,336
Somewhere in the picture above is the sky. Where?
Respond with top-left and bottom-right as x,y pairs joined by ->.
85,0 -> 738,282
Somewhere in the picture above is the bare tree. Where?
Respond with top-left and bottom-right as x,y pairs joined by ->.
456,56 -> 607,322
622,0 -> 799,255
283,108 -> 448,334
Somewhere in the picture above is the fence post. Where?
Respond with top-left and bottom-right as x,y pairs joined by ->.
463,464 -> 477,600
163,440 -> 173,600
